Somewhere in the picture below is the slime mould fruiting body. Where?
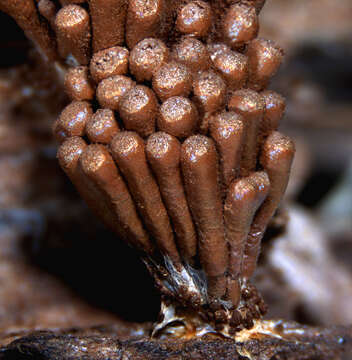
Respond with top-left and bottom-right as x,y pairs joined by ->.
1,0 -> 295,338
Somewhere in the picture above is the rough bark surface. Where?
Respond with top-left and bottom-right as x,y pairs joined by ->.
1,323 -> 351,360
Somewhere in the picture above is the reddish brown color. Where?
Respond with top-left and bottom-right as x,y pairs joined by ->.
38,0 -> 57,28
111,132 -> 181,267
53,100 -> 92,142
247,38 -> 284,91
208,44 -> 248,89
80,144 -> 152,252
146,132 -> 197,263
64,66 -> 95,101
193,70 -> 226,114
224,172 -> 270,304
153,62 -> 192,101
176,1 -> 212,37
181,135 -> 227,298
90,46 -> 129,83
261,90 -> 286,134
223,4 -> 258,49
0,0 -> 57,61
209,111 -> 244,189
129,38 -> 169,82
86,109 -> 120,144
89,0 -> 127,53
55,4 -> 91,65
57,137 -> 129,239
242,131 -> 295,279
96,75 -> 135,110
228,89 -> 265,175
172,37 -> 210,72
119,85 -> 158,137
126,0 -> 163,49
158,96 -> 198,138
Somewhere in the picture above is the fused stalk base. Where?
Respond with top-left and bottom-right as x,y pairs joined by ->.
148,255 -> 268,338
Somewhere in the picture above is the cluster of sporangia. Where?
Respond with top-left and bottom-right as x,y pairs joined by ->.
2,0 -> 295,336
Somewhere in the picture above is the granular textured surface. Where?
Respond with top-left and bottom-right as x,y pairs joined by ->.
0,0 -> 295,335
1,323 -> 352,360
4,0 -> 350,355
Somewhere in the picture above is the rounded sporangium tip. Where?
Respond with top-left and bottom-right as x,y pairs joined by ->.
182,134 -> 215,163
209,46 -> 248,90
86,109 -> 120,144
90,46 -> 129,83
146,132 -> 198,264
96,75 -> 135,111
261,90 -> 286,133
209,111 -> 244,186
172,37 -> 210,72
111,131 -> 143,159
223,4 -> 258,49
158,96 -> 198,138
181,135 -> 227,284
17,0 -> 294,334
119,85 -> 158,137
64,66 -> 95,101
261,131 -> 295,167
57,136 -> 87,173
55,4 -> 89,30
80,143 -> 112,175
38,0 -> 57,28
247,38 -> 284,90
193,70 -> 226,113
176,1 -> 212,37
55,4 -> 91,64
228,89 -> 264,120
152,62 -> 192,101
54,100 -> 92,142
126,0 -> 163,48
146,132 -> 180,163
129,38 -> 169,82
210,111 -> 244,139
